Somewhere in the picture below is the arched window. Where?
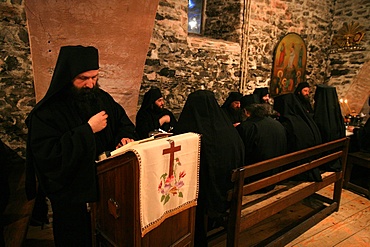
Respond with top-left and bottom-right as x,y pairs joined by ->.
188,0 -> 204,34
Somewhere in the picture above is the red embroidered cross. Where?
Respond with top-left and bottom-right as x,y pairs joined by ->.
162,139 -> 181,177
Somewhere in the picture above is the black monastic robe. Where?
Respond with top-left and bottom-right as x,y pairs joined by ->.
26,46 -> 137,203
237,116 -> 287,165
27,89 -> 136,203
221,92 -> 243,125
174,90 -> 245,215
274,93 -> 322,181
136,87 -> 177,139
313,84 -> 345,171
173,90 -> 245,246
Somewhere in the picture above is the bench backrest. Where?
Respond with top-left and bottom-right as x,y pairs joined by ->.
226,137 -> 350,247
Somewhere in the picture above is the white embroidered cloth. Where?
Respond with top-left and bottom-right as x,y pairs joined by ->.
113,132 -> 200,236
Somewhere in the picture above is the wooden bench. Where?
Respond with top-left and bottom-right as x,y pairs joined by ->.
343,151 -> 370,199
208,137 -> 350,247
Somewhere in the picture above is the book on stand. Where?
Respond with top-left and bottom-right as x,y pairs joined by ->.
97,132 -> 173,162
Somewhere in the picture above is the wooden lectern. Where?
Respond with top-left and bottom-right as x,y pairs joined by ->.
92,134 -> 198,247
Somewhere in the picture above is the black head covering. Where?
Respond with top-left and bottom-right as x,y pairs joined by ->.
253,87 -> 269,103
173,90 -> 245,216
25,45 -> 99,200
221,92 -> 243,108
274,93 -> 322,181
274,93 -> 321,149
139,87 -> 162,111
294,82 -> 310,95
35,46 -> 99,111
240,94 -> 259,109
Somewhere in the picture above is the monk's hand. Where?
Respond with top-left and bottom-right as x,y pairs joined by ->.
116,138 -> 135,149
88,111 -> 108,133
159,115 -> 171,126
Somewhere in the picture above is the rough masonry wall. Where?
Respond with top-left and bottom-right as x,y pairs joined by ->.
0,1 -> 33,158
1,0 -> 369,158
140,0 -> 242,117
204,0 -> 243,43
141,0 -> 337,117
244,0 -> 335,93
328,0 -> 370,115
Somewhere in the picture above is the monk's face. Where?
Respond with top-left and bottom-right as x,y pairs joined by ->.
301,87 -> 310,99
230,101 -> 241,110
73,70 -> 99,89
155,97 -> 165,109
262,94 -> 270,103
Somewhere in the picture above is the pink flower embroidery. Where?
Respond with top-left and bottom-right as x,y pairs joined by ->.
158,157 -> 186,205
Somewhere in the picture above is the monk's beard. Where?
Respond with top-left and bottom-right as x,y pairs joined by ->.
71,82 -> 102,121
152,103 -> 164,114
297,93 -> 310,103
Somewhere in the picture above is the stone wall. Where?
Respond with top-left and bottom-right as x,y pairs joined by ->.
204,0 -> 242,42
0,1 -> 34,158
1,0 -> 370,158
327,0 -> 370,115
243,0 -> 335,94
141,0 -> 336,117
140,0 -> 242,117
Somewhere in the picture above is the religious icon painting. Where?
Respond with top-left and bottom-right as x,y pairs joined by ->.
270,33 -> 307,97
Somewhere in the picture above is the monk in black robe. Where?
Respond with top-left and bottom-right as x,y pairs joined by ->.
237,95 -> 287,166
274,93 -> 322,181
173,90 -> 245,246
253,87 -> 278,118
313,84 -> 345,171
135,87 -> 177,139
221,91 -> 243,127
356,118 -> 370,153
253,87 -> 270,104
26,46 -> 137,246
237,95 -> 287,191
294,82 -> 314,117
314,84 -> 345,142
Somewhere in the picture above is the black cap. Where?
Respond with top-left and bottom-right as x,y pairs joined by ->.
240,94 -> 259,109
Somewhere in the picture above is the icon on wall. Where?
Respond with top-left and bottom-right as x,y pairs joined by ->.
270,33 -> 307,97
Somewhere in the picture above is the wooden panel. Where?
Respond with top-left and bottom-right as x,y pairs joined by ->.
92,152 -> 195,246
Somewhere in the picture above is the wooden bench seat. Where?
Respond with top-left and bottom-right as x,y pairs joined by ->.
208,137 -> 350,247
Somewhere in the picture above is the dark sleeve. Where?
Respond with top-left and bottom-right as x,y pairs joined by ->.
170,111 -> 177,126
135,110 -> 156,139
281,120 -> 296,153
101,91 -> 138,143
164,110 -> 177,132
237,122 -> 257,165
114,103 -> 138,142
30,107 -> 97,195
358,119 -> 370,152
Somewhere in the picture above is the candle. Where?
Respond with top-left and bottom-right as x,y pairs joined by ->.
339,98 -> 346,115
344,99 -> 352,114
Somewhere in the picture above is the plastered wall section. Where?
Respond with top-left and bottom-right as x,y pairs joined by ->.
24,0 -> 159,122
